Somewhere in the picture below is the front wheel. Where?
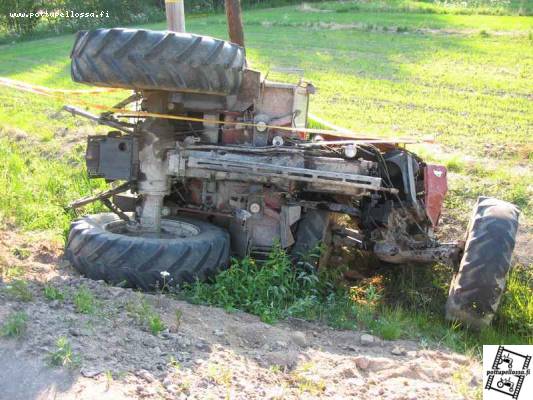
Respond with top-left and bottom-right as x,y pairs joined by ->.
445,197 -> 519,329
65,213 -> 230,290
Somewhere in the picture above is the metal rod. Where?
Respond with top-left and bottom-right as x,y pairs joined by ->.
63,105 -> 133,134
101,198 -> 132,223
69,182 -> 132,209
225,0 -> 245,47
165,0 -> 185,32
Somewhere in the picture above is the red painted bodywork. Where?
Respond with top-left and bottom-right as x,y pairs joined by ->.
424,164 -> 448,227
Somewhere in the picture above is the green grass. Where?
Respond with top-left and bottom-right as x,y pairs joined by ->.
43,285 -> 65,301
0,1 -> 531,353
73,286 -> 96,314
0,311 -> 28,337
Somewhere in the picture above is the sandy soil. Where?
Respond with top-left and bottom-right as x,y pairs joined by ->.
0,229 -> 484,400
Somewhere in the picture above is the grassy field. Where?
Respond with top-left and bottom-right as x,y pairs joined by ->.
0,1 -> 531,354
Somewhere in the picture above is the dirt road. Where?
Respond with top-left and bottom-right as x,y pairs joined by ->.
0,230 -> 481,399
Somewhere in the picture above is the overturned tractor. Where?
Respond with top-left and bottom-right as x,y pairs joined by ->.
64,12 -> 518,330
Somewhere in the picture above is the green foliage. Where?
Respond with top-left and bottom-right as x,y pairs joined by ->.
148,314 -> 166,335
185,244 -> 338,323
373,307 -> 407,340
0,135 -> 106,237
380,261 -> 532,350
315,0 -> 531,16
126,296 -> 166,335
185,245 -> 384,331
493,265 -> 533,340
73,286 -> 95,314
186,244 -> 531,352
43,284 -> 65,301
0,0 -> 41,36
49,336 -> 78,367
0,0 -> 164,41
0,311 -> 28,337
445,156 -> 465,173
4,279 -> 33,301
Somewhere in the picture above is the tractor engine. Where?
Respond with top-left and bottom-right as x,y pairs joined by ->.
84,76 -> 390,258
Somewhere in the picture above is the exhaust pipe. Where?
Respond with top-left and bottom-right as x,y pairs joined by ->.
165,0 -> 185,32
225,0 -> 245,47
165,0 -> 244,48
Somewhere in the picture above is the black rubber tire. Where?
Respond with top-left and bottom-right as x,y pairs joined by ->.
291,210 -> 332,268
445,197 -> 519,329
71,28 -> 246,94
65,213 -> 230,290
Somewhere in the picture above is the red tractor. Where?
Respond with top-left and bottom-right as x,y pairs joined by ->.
64,7 -> 519,330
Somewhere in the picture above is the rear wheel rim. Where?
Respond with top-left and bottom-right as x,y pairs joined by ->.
104,219 -> 200,239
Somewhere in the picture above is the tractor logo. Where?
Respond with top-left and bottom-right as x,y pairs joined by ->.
484,346 -> 532,399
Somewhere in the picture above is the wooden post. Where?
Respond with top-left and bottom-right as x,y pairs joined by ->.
165,0 -> 185,32
225,0 -> 245,47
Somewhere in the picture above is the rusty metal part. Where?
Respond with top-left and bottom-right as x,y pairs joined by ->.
101,92 -> 142,119
184,144 -> 303,154
373,241 -> 462,265
63,105 -> 134,135
367,203 -> 462,265
169,149 -> 393,194
100,198 -> 131,223
424,164 -> 448,227
69,182 -> 132,209
175,206 -> 233,219
332,226 -> 367,249
225,0 -> 245,47
293,200 -> 361,217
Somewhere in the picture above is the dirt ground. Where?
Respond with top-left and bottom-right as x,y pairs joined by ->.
0,229 -> 487,400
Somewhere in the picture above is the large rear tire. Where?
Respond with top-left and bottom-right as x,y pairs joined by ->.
445,197 -> 519,329
65,213 -> 230,290
71,28 -> 246,94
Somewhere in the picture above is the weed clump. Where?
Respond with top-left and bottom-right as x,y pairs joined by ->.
73,286 -> 95,314
1,311 -> 28,337
126,296 -> 166,335
43,285 -> 64,301
49,336 -> 79,367
4,280 -> 33,301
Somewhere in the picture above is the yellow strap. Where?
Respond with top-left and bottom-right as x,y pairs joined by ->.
0,77 -> 428,143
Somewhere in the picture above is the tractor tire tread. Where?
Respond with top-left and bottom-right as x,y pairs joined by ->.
445,196 -> 519,329
71,28 -> 245,94
65,213 -> 230,290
